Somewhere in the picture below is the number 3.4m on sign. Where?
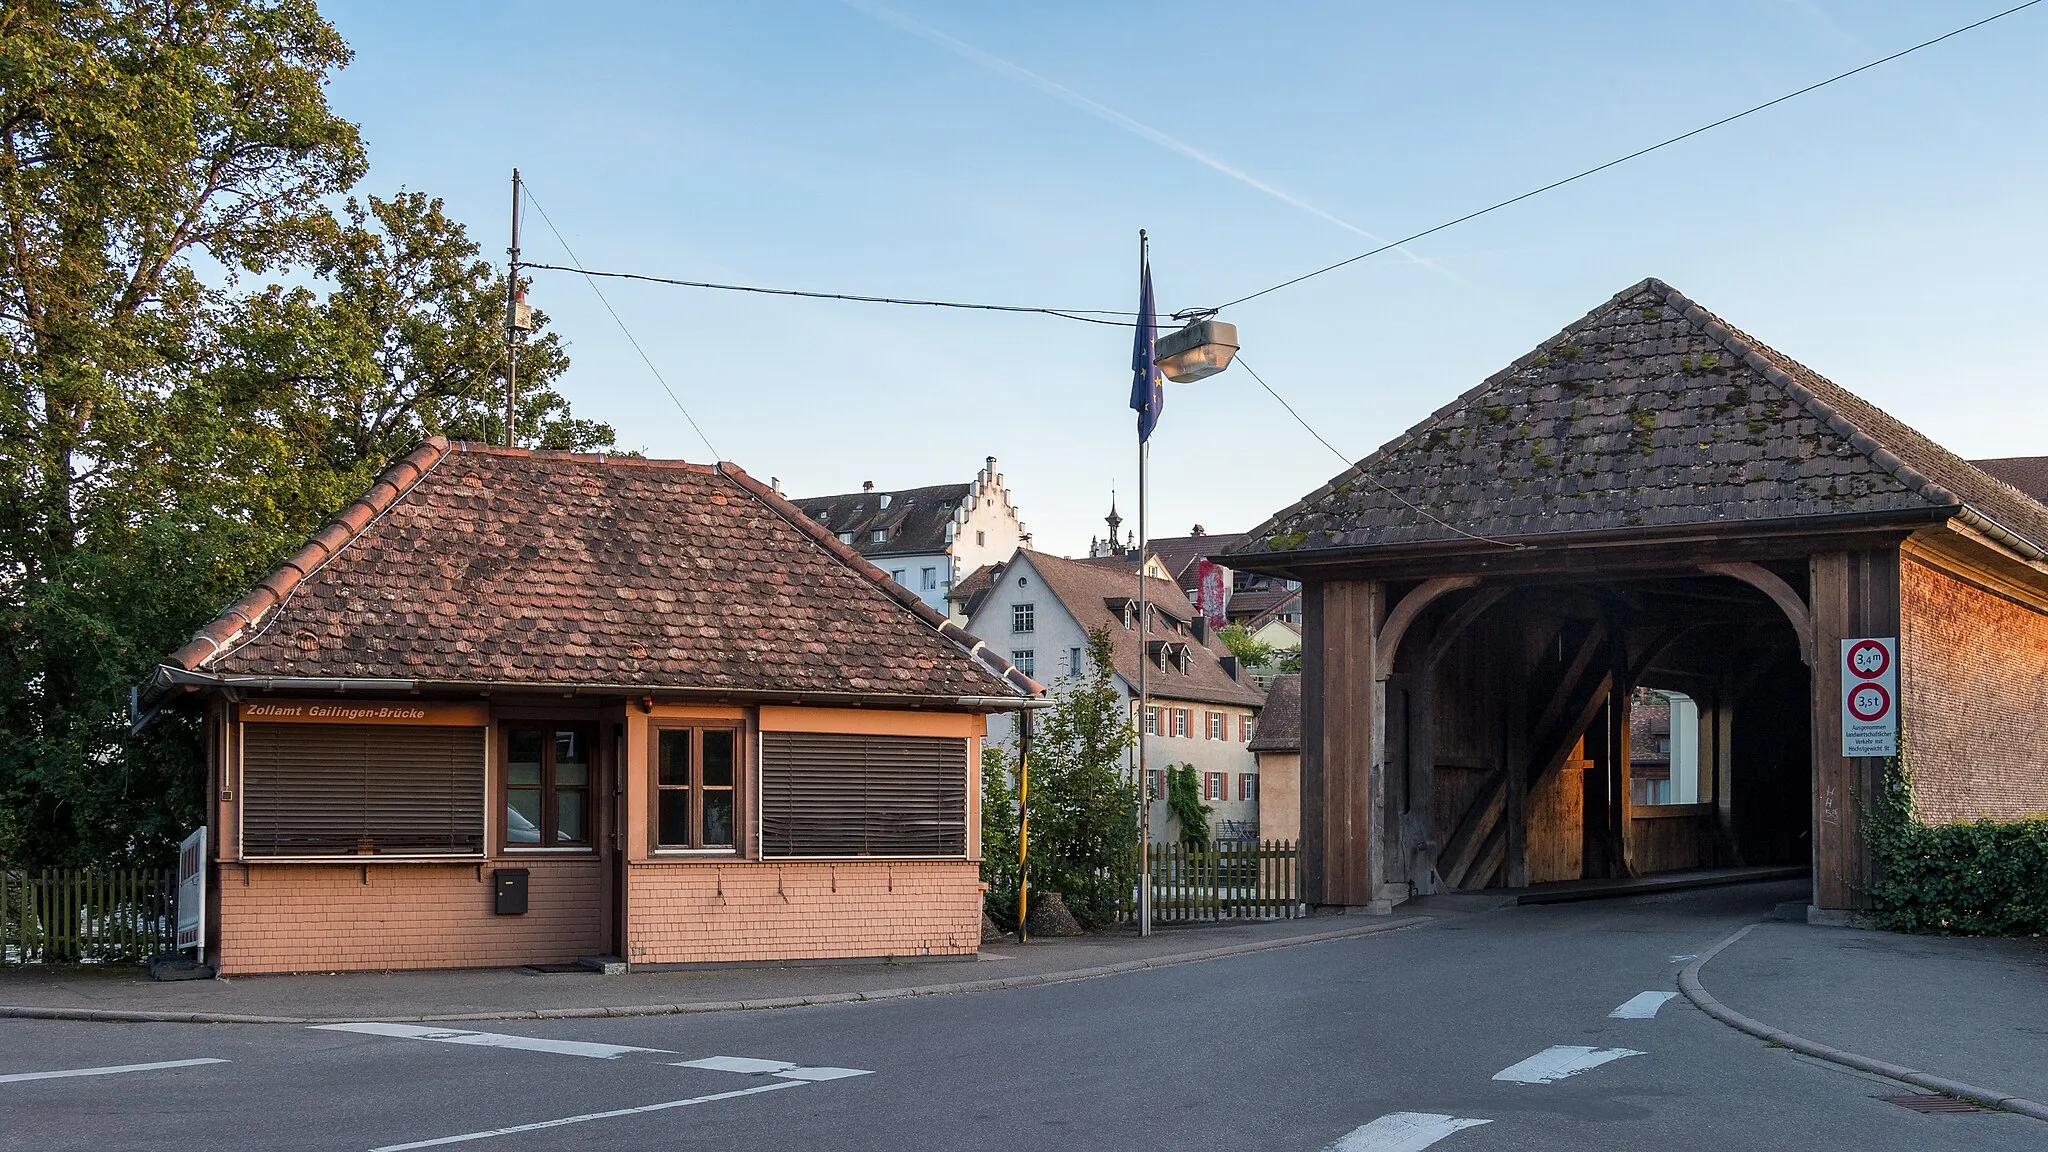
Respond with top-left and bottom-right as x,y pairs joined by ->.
1841,637 -> 1897,757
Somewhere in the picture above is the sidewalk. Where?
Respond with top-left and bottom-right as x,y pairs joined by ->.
0,915 -> 1429,1025
1689,919 -> 2048,1111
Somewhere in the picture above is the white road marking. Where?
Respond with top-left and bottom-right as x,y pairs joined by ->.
312,1022 -> 669,1060
0,1058 -> 228,1085
1493,1045 -> 1644,1084
1609,991 -> 1679,1019
367,1081 -> 803,1151
673,1056 -> 795,1074
1668,954 -> 1698,963
1326,1112 -> 1491,1151
672,1055 -> 873,1082
773,1066 -> 872,1082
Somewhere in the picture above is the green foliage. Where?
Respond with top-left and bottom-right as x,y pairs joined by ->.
979,742 -> 1020,927
0,0 -> 611,867
1164,764 -> 1211,846
1017,626 -> 1137,928
1866,757 -> 2048,936
1218,623 -> 1275,670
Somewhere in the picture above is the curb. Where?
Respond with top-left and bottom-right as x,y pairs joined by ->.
0,916 -> 1430,1027
1679,923 -> 2048,1124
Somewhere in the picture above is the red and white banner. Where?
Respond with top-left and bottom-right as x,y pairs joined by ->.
1196,560 -> 1230,629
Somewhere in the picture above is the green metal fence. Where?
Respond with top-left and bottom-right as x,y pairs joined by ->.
1,869 -> 177,964
1146,839 -> 1302,923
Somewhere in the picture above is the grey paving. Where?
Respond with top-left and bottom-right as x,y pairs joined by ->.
4,879 -> 2042,1151
1699,918 -> 2048,1105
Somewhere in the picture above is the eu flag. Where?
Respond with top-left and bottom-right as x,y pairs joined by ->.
1130,260 -> 1163,443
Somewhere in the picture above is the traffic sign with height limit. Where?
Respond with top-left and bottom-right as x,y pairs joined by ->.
1841,637 -> 1898,757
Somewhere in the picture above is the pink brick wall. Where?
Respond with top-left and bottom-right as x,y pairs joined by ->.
216,859 -> 603,975
1900,556 -> 2048,823
626,859 -> 981,964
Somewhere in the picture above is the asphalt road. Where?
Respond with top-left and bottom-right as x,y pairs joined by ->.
2,880 -> 2036,1151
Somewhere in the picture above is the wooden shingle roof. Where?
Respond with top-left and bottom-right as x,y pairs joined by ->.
1233,278 -> 2048,561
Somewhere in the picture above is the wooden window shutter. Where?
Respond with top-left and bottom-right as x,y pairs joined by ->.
759,731 -> 968,857
242,724 -> 485,857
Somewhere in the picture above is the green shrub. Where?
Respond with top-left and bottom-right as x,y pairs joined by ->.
1866,758 -> 2048,936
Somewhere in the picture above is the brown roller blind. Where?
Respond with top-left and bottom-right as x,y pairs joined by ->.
242,723 -> 485,857
760,731 -> 968,858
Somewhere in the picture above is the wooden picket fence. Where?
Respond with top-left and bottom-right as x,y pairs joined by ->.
1,869 -> 177,965
1145,839 -> 1301,923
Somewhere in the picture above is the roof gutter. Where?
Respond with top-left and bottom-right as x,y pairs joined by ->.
134,665 -> 1049,732
1953,505 -> 2048,563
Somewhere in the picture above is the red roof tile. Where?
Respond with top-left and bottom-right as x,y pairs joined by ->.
160,442 -> 1036,706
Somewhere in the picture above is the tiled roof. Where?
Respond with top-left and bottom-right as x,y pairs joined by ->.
949,560 -> 1003,618
1972,457 -> 2048,506
155,441 -> 1038,706
1145,532 -> 1248,585
1233,279 -> 2048,561
789,483 -> 970,558
1246,674 -> 1299,752
1018,550 -> 1264,708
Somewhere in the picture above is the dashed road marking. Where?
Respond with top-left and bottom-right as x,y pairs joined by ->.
0,1058 -> 229,1085
366,1082 -> 804,1151
1493,1045 -> 1644,1084
1325,1112 -> 1491,1151
1609,991 -> 1679,1019
312,1022 -> 669,1060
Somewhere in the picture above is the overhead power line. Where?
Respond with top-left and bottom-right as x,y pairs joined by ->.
519,185 -> 722,459
1215,0 -> 2044,310
518,263 -> 1141,327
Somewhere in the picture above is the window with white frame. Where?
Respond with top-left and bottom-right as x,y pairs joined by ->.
890,569 -> 906,584
1011,649 -> 1035,676
1207,711 -> 1224,740
1239,773 -> 1258,801
1173,709 -> 1190,738
1203,772 -> 1226,801
1012,602 -> 1034,633
922,567 -> 937,590
1144,707 -> 1159,736
871,528 -> 888,543
838,532 -> 856,545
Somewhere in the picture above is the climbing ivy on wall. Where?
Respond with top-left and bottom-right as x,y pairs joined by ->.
1865,757 -> 2048,936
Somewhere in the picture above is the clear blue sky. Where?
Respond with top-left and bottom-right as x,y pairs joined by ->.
325,1 -> 2047,556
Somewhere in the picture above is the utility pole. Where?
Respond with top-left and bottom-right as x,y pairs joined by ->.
1134,228 -> 1154,937
505,167 -> 523,447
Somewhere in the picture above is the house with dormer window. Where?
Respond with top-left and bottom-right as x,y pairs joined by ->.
790,456 -> 1029,614
964,548 -> 1267,842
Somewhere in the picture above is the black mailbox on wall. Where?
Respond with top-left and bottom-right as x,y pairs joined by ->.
493,868 -> 529,915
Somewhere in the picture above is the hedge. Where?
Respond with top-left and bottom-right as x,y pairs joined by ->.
1865,758 -> 2048,936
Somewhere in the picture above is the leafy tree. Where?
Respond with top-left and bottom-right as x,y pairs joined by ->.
1020,626 -> 1137,927
0,2 -> 613,866
1218,623 -> 1276,669
1164,763 -> 1212,845
979,742 -> 1020,926
0,0 -> 364,867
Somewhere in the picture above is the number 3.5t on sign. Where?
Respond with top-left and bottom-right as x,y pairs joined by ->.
1841,637 -> 1897,757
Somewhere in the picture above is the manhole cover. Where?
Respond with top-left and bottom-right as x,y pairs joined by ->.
1875,1093 -> 1990,1114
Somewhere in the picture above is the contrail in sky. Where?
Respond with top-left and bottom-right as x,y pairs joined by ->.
840,0 -> 1450,280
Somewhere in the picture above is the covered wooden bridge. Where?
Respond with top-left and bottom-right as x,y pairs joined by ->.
1228,279 -> 2048,916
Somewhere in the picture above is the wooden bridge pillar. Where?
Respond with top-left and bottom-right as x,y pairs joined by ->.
1300,580 -> 1382,908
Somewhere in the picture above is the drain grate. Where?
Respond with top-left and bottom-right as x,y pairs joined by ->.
1875,1093 -> 1990,1114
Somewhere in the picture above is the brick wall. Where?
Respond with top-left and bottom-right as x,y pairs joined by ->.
1900,556 -> 2048,823
215,859 -> 603,975
626,859 -> 981,964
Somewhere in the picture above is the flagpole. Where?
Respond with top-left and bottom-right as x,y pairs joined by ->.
1135,229 -> 1153,938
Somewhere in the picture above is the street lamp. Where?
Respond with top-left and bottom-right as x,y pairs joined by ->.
1154,313 -> 1240,382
